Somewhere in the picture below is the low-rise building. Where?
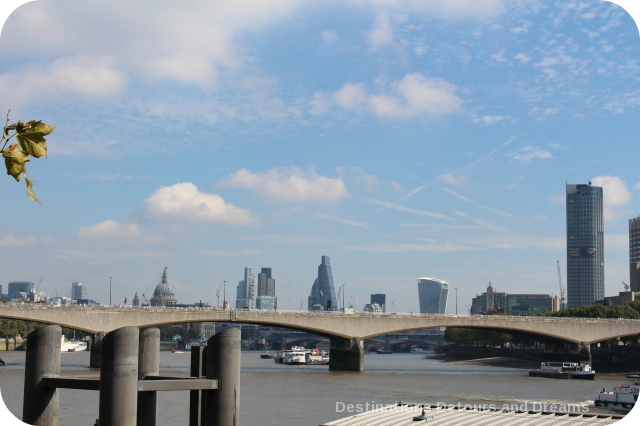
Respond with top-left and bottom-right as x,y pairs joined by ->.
471,283 -> 552,316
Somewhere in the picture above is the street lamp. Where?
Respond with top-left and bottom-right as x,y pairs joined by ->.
109,277 -> 112,306
454,287 -> 458,316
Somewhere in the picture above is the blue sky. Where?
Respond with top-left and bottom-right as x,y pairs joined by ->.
0,0 -> 639,314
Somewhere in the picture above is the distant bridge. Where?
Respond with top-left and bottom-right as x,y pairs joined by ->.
1,304 -> 639,371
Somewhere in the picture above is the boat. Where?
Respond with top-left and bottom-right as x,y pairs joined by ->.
410,348 -> 425,353
171,349 -> 184,354
528,361 -> 595,380
0,357 -> 5,366
283,346 -> 307,365
260,352 -> 275,359
60,336 -> 88,352
376,349 -> 393,354
594,375 -> 639,410
274,346 -> 330,365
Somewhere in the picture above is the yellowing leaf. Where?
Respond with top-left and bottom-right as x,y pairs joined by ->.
25,177 -> 41,204
2,143 -> 30,181
15,120 -> 55,158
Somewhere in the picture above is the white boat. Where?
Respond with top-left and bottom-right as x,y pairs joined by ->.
275,346 -> 330,365
283,346 -> 307,365
594,375 -> 639,410
529,361 -> 595,380
410,348 -> 425,353
60,336 -> 88,352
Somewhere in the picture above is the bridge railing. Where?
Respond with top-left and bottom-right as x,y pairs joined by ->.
2,301 -> 640,323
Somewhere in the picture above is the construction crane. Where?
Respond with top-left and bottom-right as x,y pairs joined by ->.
36,276 -> 43,292
622,281 -> 630,291
557,260 -> 566,310
216,280 -> 224,308
390,298 -> 396,313
141,294 -> 150,306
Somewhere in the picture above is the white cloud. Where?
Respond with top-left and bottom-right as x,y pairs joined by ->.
0,234 -> 36,247
366,12 -> 394,50
471,114 -> 515,126
353,0 -> 510,20
490,48 -> 507,62
0,56 -> 126,104
139,182 -> 258,225
312,73 -> 463,119
591,175 -> 632,220
77,220 -> 141,240
321,30 -> 339,46
514,52 -> 532,64
317,214 -> 368,229
437,173 -> 468,185
218,167 -> 349,202
508,146 -> 555,162
635,182 -> 640,190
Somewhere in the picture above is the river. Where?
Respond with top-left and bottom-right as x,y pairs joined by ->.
0,350 -> 633,425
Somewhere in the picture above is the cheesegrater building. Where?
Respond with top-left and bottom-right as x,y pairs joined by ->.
566,183 -> 604,308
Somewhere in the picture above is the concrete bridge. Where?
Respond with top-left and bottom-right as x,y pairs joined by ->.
1,304 -> 639,371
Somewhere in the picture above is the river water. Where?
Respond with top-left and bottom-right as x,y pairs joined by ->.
0,350 -> 633,425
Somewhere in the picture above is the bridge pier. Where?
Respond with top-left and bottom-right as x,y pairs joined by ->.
137,328 -> 160,426
329,337 -> 364,372
23,325 -> 62,425
90,332 -> 105,369
99,327 -> 139,426
205,328 -> 241,426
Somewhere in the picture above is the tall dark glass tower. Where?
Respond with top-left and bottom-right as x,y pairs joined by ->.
566,183 -> 604,308
630,216 -> 640,292
308,255 -> 338,311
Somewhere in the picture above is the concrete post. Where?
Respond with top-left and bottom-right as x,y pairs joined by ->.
329,337 -> 364,372
23,325 -> 62,426
137,328 -> 160,426
99,327 -> 139,426
205,328 -> 241,426
90,332 -> 105,368
190,345 -> 207,426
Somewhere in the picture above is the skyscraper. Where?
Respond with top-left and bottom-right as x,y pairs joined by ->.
417,277 -> 449,314
258,268 -> 275,296
371,294 -> 386,312
630,215 -> 640,292
236,266 -> 256,309
308,256 -> 338,311
71,282 -> 87,301
566,183 -> 604,308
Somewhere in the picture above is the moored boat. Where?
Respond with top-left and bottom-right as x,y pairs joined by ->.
529,361 -> 595,380
594,375 -> 639,410
260,352 -> 275,359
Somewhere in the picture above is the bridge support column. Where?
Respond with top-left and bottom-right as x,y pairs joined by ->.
99,327 -> 139,426
329,337 -> 364,372
23,325 -> 62,425
90,332 -> 105,368
137,328 -> 160,426
190,345 -> 207,426
205,328 -> 241,426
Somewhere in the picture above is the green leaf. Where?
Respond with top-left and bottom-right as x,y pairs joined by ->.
25,177 -> 41,204
16,120 -> 55,158
2,143 -> 30,181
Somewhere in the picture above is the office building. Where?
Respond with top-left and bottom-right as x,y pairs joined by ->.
566,183 -> 604,308
308,256 -> 338,311
471,283 -> 552,315
418,277 -> 449,315
236,266 -> 256,309
258,268 -> 275,297
371,294 -> 386,313
8,281 -> 35,298
256,296 -> 277,311
71,282 -> 87,301
630,216 -> 640,292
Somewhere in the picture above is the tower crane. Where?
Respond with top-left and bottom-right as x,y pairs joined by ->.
622,281 -> 630,291
36,276 -> 43,292
216,280 -> 224,308
557,260 -> 566,310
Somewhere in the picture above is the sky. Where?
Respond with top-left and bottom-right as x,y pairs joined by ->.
0,0 -> 639,315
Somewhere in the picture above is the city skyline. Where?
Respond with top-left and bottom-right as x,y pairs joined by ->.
1,1 -> 640,314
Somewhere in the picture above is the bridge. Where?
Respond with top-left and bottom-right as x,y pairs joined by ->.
1,304 -> 639,371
